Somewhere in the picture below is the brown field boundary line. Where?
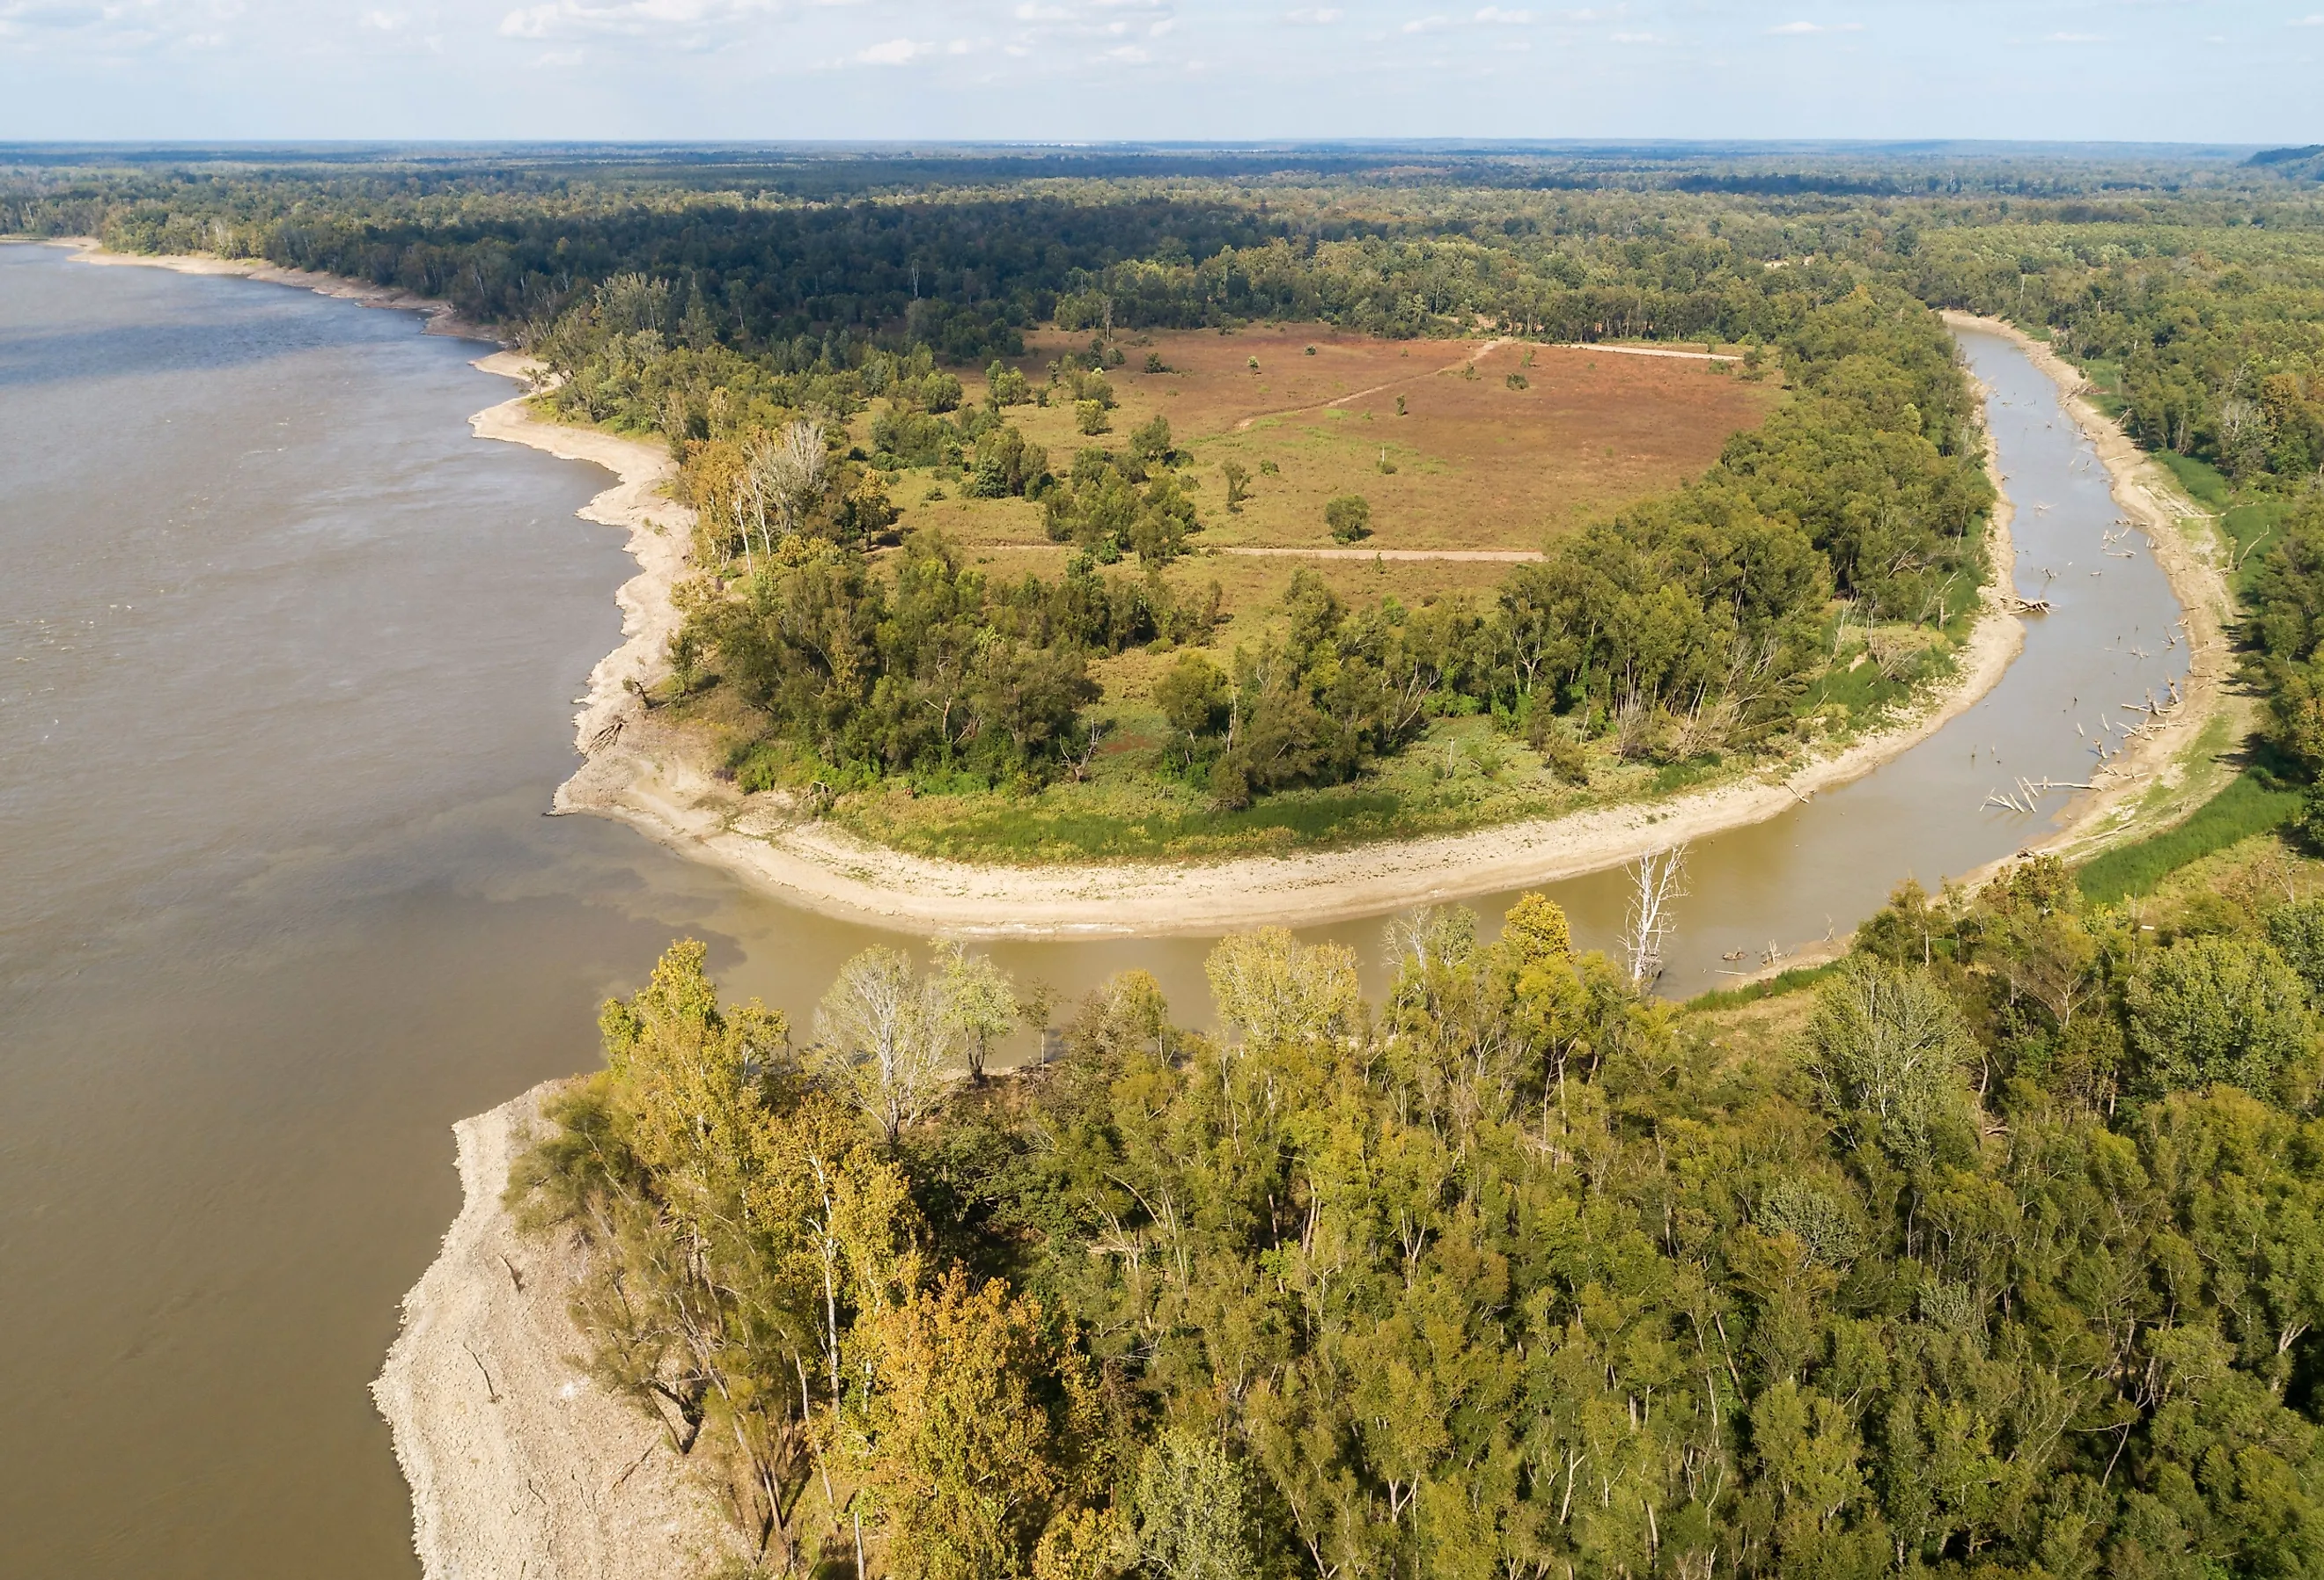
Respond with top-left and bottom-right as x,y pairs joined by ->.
1232,337 -> 1510,430
1556,342 -> 1743,364
961,542 -> 1544,563
1221,546 -> 1542,562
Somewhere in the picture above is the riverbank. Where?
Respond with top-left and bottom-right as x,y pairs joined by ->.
1938,313 -> 2244,888
372,1083 -> 739,1579
55,237 -> 504,342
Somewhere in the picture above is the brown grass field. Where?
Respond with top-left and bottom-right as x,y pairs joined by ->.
878,323 -> 1781,556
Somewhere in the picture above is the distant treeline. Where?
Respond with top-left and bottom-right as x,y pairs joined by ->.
8,150 -> 2320,365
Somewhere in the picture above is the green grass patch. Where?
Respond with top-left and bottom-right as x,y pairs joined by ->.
2076,770 -> 2304,906
1684,959 -> 1843,1011
2155,452 -> 2231,513
2225,497 -> 2293,590
2078,357 -> 2128,421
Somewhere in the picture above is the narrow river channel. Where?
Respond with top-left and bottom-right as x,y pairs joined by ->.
0,249 -> 2187,1576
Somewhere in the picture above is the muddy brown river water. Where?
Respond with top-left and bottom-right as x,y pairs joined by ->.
0,243 -> 2186,1576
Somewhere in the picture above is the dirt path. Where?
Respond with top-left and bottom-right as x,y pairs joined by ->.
372,1083 -> 739,1580
1555,342 -> 1741,364
969,541 -> 1545,563
1232,337 -> 1510,430
1221,546 -> 1543,562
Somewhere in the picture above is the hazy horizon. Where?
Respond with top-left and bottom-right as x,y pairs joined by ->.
0,2 -> 2317,147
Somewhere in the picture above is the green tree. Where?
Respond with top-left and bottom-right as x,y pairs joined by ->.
935,940 -> 1019,1084
2125,933 -> 2312,1099
1325,494 -> 1372,543
1132,1430 -> 1259,1580
1129,415 -> 1173,464
1220,459 -> 1250,511
1804,959 -> 1978,1166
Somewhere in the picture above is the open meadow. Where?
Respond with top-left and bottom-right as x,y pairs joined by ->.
885,324 -> 1779,558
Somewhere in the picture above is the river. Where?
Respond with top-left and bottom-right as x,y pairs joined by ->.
0,245 -> 2186,1576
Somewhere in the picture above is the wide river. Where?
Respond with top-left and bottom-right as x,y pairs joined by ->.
0,242 -> 2187,1576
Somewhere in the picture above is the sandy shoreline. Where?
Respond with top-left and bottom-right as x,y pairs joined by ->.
54,236 -> 504,342
45,238 -> 2062,941
371,1082 -> 739,1580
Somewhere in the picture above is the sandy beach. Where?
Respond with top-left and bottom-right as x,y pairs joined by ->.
58,237 -> 504,342
371,1083 -> 739,1580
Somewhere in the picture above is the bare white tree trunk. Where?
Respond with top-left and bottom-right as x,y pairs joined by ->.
1620,843 -> 1689,989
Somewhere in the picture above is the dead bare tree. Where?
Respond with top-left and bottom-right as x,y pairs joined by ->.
1620,843 -> 1689,989
742,419 -> 833,555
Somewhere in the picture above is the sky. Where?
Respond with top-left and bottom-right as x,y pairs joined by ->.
0,1 -> 2317,145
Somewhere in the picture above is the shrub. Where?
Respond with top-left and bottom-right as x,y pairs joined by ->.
1325,494 -> 1372,543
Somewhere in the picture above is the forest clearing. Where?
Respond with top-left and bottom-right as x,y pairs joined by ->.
887,324 -> 1778,559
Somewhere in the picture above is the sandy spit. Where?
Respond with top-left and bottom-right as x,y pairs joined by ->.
1939,313 -> 2243,886
371,1082 -> 739,1580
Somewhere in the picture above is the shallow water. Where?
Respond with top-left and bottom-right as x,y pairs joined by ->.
0,248 -> 2185,1576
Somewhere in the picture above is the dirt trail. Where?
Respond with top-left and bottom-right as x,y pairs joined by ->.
1233,337 -> 1511,430
968,542 -> 1545,563
1555,342 -> 1741,364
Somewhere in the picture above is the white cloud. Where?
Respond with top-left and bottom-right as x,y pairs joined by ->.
1610,29 -> 1658,43
2043,31 -> 2103,42
497,0 -> 777,40
2290,12 -> 2324,24
856,34 -> 929,62
359,9 -> 406,30
1769,19 -> 1863,34
1402,13 -> 1449,32
1475,5 -> 1531,21
1284,4 -> 1342,18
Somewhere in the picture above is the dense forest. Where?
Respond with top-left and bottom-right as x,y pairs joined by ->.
514,825 -> 2324,1579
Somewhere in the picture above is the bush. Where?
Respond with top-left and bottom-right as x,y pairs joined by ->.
1325,494 -> 1372,543
1076,400 -> 1110,437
